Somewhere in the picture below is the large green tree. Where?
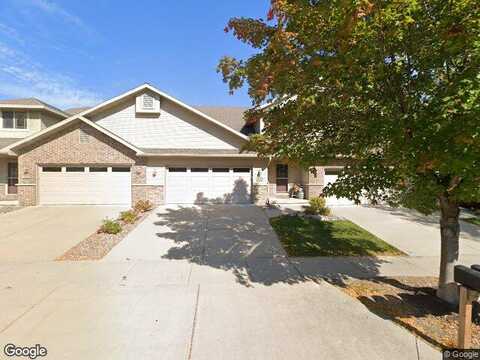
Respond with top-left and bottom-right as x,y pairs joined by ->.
218,0 -> 480,303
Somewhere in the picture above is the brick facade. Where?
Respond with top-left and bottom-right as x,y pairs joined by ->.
302,166 -> 325,199
132,185 -> 164,205
16,121 -> 163,206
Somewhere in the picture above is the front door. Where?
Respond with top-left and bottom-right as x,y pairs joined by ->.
276,164 -> 288,193
7,162 -> 18,194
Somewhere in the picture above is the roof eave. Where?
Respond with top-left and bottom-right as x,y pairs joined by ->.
0,104 -> 68,118
139,152 -> 258,158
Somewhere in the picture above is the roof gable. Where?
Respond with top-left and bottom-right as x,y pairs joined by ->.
2,115 -> 142,155
79,84 -> 249,142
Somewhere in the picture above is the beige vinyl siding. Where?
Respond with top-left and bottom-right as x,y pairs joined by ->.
0,110 -> 63,138
90,97 -> 243,150
41,112 -> 63,129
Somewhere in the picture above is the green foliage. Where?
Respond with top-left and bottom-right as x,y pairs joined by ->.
99,218 -> 122,235
218,0 -> 480,215
305,196 -> 331,216
270,215 -> 404,257
119,210 -> 138,224
134,200 -> 154,213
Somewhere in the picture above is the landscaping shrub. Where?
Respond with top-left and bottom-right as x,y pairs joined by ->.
99,218 -> 122,234
119,210 -> 138,224
134,200 -> 154,213
305,196 -> 331,216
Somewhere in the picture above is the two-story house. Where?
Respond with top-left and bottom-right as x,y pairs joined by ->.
0,99 -> 68,201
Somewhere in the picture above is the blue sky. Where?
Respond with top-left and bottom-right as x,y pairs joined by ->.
0,0 -> 269,109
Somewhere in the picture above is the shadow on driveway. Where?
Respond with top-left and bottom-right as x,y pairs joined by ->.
153,205 -> 389,287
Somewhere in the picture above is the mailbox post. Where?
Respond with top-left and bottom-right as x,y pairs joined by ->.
454,265 -> 480,349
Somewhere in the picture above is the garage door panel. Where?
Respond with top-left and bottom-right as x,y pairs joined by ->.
39,167 -> 131,205
166,168 -> 251,204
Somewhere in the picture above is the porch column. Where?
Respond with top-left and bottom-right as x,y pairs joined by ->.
302,166 -> 324,199
252,166 -> 269,205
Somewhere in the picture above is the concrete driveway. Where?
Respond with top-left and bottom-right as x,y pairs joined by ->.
0,206 -> 124,262
0,205 -> 439,359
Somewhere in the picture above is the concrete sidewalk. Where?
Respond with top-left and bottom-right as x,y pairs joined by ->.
332,206 -> 480,257
0,260 -> 439,360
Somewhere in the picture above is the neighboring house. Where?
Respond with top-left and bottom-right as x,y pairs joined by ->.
0,99 -> 68,201
0,84 -> 351,207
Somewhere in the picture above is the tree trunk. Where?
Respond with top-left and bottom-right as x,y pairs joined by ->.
437,195 -> 460,304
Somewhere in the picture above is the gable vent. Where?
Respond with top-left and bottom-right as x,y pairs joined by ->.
79,128 -> 90,143
143,94 -> 154,110
136,92 -> 160,114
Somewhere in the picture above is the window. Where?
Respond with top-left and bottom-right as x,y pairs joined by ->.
66,167 -> 85,172
233,168 -> 250,173
42,167 -> 62,172
2,111 -> 27,129
15,112 -> 26,129
168,167 -> 187,172
2,111 -> 13,128
89,167 -> 108,172
191,168 -> 208,172
112,167 -> 130,172
212,168 -> 230,173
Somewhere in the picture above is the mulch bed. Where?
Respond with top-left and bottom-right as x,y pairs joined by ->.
56,211 -> 151,261
328,276 -> 480,349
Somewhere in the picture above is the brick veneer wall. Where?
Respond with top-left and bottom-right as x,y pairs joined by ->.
16,121 -> 163,206
303,166 -> 325,199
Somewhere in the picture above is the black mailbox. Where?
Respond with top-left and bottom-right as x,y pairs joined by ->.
454,265 -> 480,292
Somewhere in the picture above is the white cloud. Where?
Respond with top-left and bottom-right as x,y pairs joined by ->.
24,0 -> 94,35
0,23 -> 25,44
0,42 -> 102,108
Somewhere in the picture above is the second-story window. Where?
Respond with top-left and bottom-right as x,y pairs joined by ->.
2,111 -> 27,129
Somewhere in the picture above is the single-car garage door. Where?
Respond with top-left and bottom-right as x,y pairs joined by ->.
166,167 -> 251,204
324,168 -> 356,206
39,166 -> 131,205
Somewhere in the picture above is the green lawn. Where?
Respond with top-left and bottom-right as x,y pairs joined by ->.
462,217 -> 480,226
270,215 -> 405,257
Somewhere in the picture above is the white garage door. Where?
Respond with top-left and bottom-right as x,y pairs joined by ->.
39,166 -> 131,205
324,172 -> 356,206
166,167 -> 251,204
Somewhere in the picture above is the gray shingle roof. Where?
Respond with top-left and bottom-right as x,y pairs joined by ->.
0,138 -> 22,150
0,98 -> 67,117
64,107 -> 91,115
195,106 -> 254,135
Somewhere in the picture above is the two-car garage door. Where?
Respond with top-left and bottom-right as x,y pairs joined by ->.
166,167 -> 251,204
39,166 -> 131,205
